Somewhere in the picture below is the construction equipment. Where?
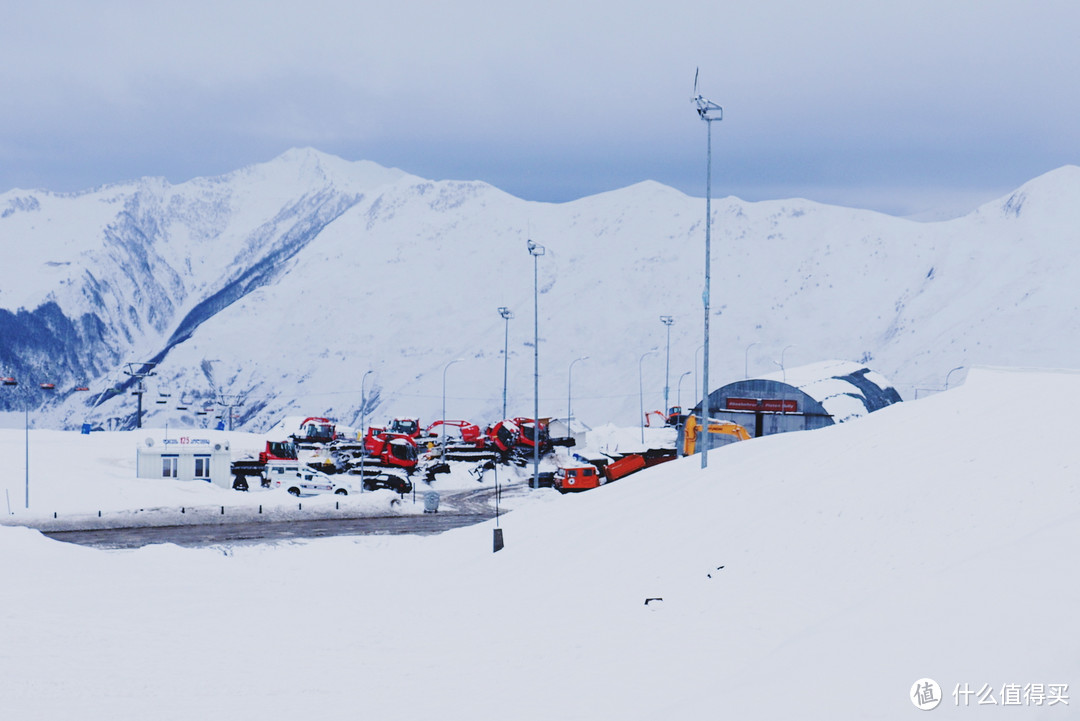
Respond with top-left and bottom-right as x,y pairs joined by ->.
420,420 -> 495,461
229,439 -> 301,490
682,415 -> 751,455
387,417 -> 422,438
292,417 -> 337,447
512,417 -> 549,453
486,419 -> 522,453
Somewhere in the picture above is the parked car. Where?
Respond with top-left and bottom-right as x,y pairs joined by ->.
356,471 -> 413,495
268,466 -> 351,496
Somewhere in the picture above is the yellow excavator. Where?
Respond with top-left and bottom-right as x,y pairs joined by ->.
682,415 -> 751,455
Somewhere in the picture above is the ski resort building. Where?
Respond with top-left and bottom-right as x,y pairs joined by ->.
135,434 -> 233,488
690,359 -> 902,441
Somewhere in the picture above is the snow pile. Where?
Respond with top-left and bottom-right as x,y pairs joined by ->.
2,367 -> 1077,718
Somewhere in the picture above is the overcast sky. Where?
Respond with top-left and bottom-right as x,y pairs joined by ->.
2,0 -> 1078,218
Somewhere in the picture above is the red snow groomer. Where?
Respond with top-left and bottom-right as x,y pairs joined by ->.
387,417 -> 422,439
512,417 -> 550,454
420,420 -> 494,461
486,419 -> 522,453
292,417 -> 337,447
362,427 -> 419,471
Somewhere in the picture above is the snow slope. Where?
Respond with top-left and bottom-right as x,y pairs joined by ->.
4,151 -> 1080,434
1,367 -> 1077,719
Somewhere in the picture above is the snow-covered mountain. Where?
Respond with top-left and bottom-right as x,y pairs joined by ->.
3,148 -> 1079,431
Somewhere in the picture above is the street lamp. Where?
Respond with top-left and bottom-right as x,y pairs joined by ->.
441,358 -> 464,454
677,370 -> 692,409
567,356 -> 588,438
1,376 -> 56,509
527,239 -> 546,489
945,366 -> 964,390
498,307 -> 514,418
359,369 -> 373,491
692,69 -> 723,469
745,341 -> 759,379
639,349 -> 658,444
777,344 -> 795,383
660,316 -> 675,413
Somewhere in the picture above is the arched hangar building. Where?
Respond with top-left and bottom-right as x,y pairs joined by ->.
692,359 -> 903,439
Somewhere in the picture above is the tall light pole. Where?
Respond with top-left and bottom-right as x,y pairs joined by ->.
660,316 -> 675,412
359,369 -> 373,490
677,370 -> 692,409
639,349 -> 658,443
2,377 -> 55,509
692,69 -> 722,469
527,240 -> 545,489
498,307 -> 514,418
567,356 -> 588,437
745,341 -> 759,379
359,369 -> 374,437
945,366 -> 964,390
778,344 -> 795,383
441,358 -> 464,454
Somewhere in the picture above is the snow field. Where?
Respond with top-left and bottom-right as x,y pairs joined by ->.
1,367 -> 1078,719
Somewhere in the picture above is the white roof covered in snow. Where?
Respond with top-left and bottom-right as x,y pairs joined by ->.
757,359 -> 898,422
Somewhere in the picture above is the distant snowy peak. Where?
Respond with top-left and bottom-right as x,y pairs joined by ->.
210,148 -> 415,197
974,164 -> 1080,222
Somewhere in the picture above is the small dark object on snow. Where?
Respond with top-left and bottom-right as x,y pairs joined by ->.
644,597 -> 663,606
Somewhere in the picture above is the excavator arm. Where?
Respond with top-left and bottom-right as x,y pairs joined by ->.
683,415 -> 751,455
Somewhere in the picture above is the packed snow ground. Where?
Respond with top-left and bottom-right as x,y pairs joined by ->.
1,367 -> 1077,719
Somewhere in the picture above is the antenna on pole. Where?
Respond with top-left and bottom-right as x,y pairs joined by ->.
692,66 -> 723,120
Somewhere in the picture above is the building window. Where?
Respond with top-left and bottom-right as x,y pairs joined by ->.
194,455 -> 211,479
162,455 -> 178,478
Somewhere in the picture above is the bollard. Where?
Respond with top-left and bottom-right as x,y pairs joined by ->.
259,505 -> 262,514
181,507 -> 185,514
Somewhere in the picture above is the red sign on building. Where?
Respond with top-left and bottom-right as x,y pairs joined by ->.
726,397 -> 798,413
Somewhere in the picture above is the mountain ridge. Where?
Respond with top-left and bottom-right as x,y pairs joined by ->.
2,150 -> 1078,430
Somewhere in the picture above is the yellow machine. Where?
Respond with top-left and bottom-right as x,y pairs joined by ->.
682,415 -> 751,455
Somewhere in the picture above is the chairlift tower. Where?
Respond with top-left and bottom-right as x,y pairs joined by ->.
691,69 -> 723,469
123,362 -> 157,429
217,393 -> 245,431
